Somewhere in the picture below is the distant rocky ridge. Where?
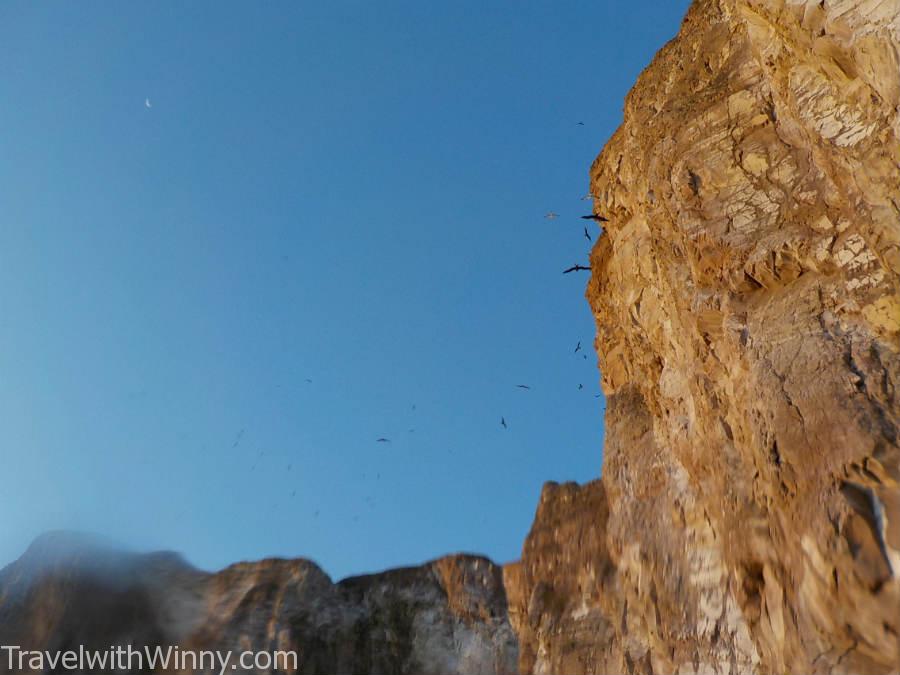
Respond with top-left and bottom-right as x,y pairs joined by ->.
0,532 -> 517,674
3,0 -> 898,673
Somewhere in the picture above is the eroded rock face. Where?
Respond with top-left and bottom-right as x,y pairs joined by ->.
0,533 -> 518,675
514,0 -> 899,672
2,3 -> 898,674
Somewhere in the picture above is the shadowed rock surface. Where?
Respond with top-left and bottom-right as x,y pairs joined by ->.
2,1 -> 898,673
0,533 -> 517,674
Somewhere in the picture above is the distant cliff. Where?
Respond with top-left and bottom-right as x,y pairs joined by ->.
2,1 -> 898,673
0,532 -> 517,674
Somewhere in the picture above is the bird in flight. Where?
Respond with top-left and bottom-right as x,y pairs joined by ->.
501,417 -> 508,429
575,341 -> 582,354
376,438 -> 391,443
516,384 -> 531,390
563,265 -> 591,274
581,214 -> 609,222
576,121 -> 585,126
584,227 -> 592,242
580,193 -> 593,201
545,212 -> 559,220
145,98 -> 152,109
578,384 -> 584,390
232,429 -> 245,448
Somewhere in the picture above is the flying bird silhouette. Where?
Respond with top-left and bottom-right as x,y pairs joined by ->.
545,212 -> 559,220
584,227 -> 592,241
578,384 -> 584,390
580,193 -> 593,201
576,121 -> 585,126
376,438 -> 391,443
574,341 -> 582,354
144,98 -> 152,109
501,417 -> 508,429
516,384 -> 531,390
581,214 -> 609,222
563,265 -> 591,274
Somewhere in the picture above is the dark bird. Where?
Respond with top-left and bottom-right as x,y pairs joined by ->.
501,417 -> 508,429
376,438 -> 391,443
576,121 -> 585,126
516,384 -> 531,390
305,378 -> 313,384
574,341 -> 582,354
232,429 -> 245,448
563,265 -> 591,274
578,384 -> 584,390
581,214 -> 609,222
584,226 -> 592,242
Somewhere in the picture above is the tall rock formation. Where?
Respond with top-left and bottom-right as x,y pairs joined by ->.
2,2 -> 898,674
511,0 -> 900,673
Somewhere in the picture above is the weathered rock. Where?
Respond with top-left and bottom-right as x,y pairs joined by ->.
0,532 -> 518,674
509,0 -> 900,672
2,2 -> 899,673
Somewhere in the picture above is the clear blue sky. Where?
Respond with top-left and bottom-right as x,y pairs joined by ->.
0,1 -> 689,580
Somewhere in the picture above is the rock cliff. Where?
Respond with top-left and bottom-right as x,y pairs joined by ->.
509,0 -> 900,673
2,1 -> 898,673
0,533 -> 517,674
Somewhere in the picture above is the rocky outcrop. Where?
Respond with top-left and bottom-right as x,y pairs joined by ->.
0,532 -> 518,674
509,0 -> 900,673
2,3 -> 898,674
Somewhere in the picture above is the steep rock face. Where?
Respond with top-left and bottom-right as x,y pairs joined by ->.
515,0 -> 899,673
0,533 -> 517,675
3,4 -> 899,674
506,480 -> 619,674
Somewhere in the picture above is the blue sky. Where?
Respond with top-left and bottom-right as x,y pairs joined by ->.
0,1 -> 689,580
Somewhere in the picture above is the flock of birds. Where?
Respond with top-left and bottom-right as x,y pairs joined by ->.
550,211 -> 610,274
216,117 -> 613,519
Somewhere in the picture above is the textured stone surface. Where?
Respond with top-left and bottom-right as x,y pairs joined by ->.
509,0 -> 900,672
0,533 -> 518,674
2,2 -> 899,673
